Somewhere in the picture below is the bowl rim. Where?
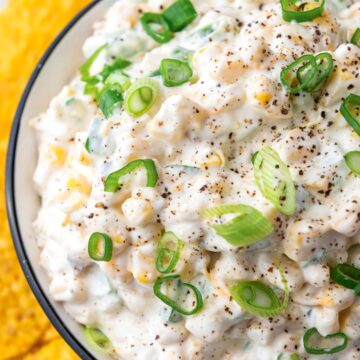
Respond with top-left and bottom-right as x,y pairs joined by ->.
5,1 -> 104,358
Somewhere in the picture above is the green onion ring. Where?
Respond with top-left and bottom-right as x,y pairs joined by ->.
140,13 -> 173,44
124,78 -> 158,118
281,0 -> 325,23
104,159 -> 158,193
344,151 -> 360,176
230,266 -> 289,318
162,0 -> 198,32
254,146 -> 296,216
200,204 -> 274,247
340,93 -> 360,136
156,232 -> 183,274
153,274 -> 203,315
84,327 -> 113,354
88,232 -> 113,262
160,58 -> 193,87
280,55 -> 318,94
330,263 -> 360,291
303,327 -> 348,355
297,52 -> 333,93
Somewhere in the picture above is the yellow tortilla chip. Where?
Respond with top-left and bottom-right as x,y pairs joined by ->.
0,0 -> 91,358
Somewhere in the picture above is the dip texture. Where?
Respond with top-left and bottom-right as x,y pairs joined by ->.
32,0 -> 360,359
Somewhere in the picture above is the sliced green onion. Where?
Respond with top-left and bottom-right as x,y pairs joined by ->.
297,52 -> 333,92
140,13 -> 173,44
230,266 -> 289,318
160,58 -> 193,87
303,328 -> 348,355
80,44 -> 108,83
156,232 -> 183,274
254,146 -> 296,216
351,28 -> 360,47
153,274 -> 203,315
330,263 -> 360,292
105,70 -> 131,91
99,57 -> 131,81
99,84 -> 123,118
200,204 -> 273,247
280,55 -> 318,94
340,93 -> 360,136
125,78 -> 158,118
104,159 -> 158,192
281,0 -> 325,23
251,151 -> 259,165
84,83 -> 100,100
162,0 -> 197,32
84,327 -> 113,354
344,151 -> 360,175
88,232 -> 113,262
85,137 -> 91,153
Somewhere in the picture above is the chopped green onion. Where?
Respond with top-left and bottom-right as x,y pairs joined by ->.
153,274 -> 203,315
200,204 -> 273,247
80,44 -> 107,84
254,146 -> 296,216
330,263 -> 360,293
84,327 -> 113,354
156,232 -> 183,274
125,78 -> 158,118
99,84 -> 123,118
351,28 -> 360,47
162,0 -> 197,32
230,266 -> 289,318
160,59 -> 193,87
303,328 -> 348,355
104,159 -> 158,192
84,83 -> 100,100
105,70 -> 131,91
99,57 -> 131,81
297,52 -> 333,93
251,151 -> 259,165
280,55 -> 318,94
85,137 -> 91,153
344,151 -> 360,175
340,93 -> 360,136
140,13 -> 173,44
281,0 -> 325,23
88,232 -> 113,262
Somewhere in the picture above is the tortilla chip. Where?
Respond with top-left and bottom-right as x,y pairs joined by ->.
0,0 -> 91,358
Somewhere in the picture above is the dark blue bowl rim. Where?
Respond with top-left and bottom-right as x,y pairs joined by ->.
5,1 -> 104,359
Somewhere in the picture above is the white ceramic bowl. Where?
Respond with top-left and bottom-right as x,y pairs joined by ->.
6,1 -> 116,358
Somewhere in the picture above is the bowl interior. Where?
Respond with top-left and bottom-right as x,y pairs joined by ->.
8,0 -> 116,358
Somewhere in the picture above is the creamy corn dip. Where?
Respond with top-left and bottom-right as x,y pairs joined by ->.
31,0 -> 360,359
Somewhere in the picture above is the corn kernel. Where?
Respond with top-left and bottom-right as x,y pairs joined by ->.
303,2 -> 320,11
48,146 -> 66,165
317,295 -> 335,307
202,150 -> 226,168
136,271 -> 152,285
341,71 -> 353,80
254,91 -> 272,105
66,176 -> 91,195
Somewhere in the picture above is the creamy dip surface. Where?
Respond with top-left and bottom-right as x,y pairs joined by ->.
31,0 -> 360,359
